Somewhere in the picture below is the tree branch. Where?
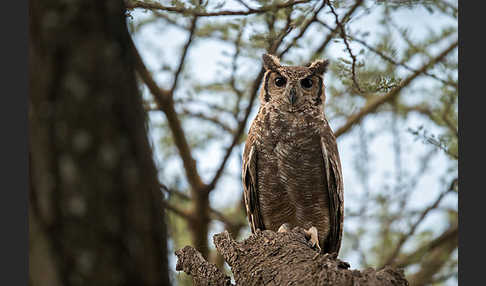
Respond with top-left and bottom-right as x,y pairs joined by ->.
406,226 -> 457,286
170,16 -> 198,95
159,184 -> 243,229
174,98 -> 236,117
327,0 -> 362,93
180,108 -> 235,134
131,38 -> 171,100
206,20 -> 295,193
313,0 -> 364,56
317,19 -> 457,89
382,178 -> 458,267
278,0 -> 328,57
206,70 -> 263,193
395,223 -> 458,269
126,0 -> 312,17
334,40 -> 458,138
131,37 -> 207,191
229,25 -> 245,117
162,200 -> 193,222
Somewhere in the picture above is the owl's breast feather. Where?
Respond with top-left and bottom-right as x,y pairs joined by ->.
269,112 -> 321,145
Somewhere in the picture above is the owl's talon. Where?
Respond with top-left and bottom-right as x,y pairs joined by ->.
304,226 -> 321,251
278,223 -> 291,233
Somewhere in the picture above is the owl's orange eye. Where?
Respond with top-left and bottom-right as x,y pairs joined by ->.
275,77 -> 286,87
300,77 -> 313,89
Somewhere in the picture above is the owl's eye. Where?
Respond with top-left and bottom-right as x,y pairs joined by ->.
300,77 -> 313,89
275,77 -> 287,87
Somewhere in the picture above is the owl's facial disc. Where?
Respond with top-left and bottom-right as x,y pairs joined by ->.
261,54 -> 328,112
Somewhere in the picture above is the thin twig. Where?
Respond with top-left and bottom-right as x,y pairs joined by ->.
278,0 -> 328,57
441,93 -> 458,137
406,223 -> 457,286
162,201 -> 193,221
180,108 -> 235,134
131,36 -> 207,191
131,38 -> 171,100
159,184 -> 243,228
126,0 -> 312,17
319,19 -> 458,89
170,16 -> 198,95
206,72 -> 263,193
313,0 -> 364,56
395,223 -> 458,268
382,178 -> 458,267
230,25 -> 245,117
402,102 -> 458,142
175,98 -> 236,117
206,19 -> 295,193
234,0 -> 253,11
334,40 -> 458,138
327,0 -> 362,93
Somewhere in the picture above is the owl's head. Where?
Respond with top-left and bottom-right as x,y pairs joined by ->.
260,54 -> 329,113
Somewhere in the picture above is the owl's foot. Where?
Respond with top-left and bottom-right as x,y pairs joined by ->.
304,226 -> 321,252
277,223 -> 291,233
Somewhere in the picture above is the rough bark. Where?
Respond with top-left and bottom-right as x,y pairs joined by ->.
176,227 -> 409,286
29,0 -> 170,285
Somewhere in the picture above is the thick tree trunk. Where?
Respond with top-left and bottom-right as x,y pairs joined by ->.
29,0 -> 170,285
176,227 -> 409,286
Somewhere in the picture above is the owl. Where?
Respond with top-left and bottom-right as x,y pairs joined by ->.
242,54 -> 344,254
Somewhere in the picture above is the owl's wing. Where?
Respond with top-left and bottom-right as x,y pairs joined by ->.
320,134 -> 344,254
242,141 -> 265,233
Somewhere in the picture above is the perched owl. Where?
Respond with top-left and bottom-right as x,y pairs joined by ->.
242,54 -> 344,254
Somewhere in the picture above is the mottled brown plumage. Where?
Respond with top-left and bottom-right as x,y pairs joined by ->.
242,54 -> 344,254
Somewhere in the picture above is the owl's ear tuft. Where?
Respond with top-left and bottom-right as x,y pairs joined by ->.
262,54 -> 281,71
308,59 -> 330,75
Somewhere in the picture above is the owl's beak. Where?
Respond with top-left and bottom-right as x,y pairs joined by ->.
288,87 -> 297,105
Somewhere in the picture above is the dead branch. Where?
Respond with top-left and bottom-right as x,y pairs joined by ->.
176,227 -> 409,286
